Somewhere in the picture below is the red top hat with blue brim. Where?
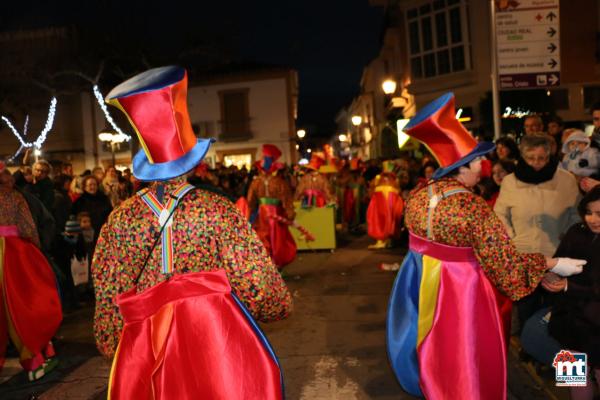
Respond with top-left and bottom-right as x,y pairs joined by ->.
106,66 -> 214,181
404,92 -> 495,179
255,144 -> 284,173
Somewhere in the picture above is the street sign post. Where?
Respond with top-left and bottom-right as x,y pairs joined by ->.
495,0 -> 560,89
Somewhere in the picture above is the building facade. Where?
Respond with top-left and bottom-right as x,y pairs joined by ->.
188,67 -> 299,168
1,62 -> 299,171
364,0 -> 600,141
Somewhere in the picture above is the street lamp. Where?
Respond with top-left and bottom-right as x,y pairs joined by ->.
338,134 -> 348,142
297,129 -> 306,139
98,130 -> 126,166
382,79 -> 397,95
351,115 -> 362,126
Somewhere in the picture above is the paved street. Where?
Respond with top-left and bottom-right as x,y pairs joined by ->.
0,233 -> 565,399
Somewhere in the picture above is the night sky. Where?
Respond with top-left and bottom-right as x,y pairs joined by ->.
3,1 -> 384,137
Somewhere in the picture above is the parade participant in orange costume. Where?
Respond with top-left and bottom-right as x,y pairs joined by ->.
247,144 -> 297,268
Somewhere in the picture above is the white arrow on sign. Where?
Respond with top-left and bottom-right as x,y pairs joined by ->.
549,74 -> 559,85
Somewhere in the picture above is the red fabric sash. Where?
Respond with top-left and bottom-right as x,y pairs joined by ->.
109,271 -> 283,400
255,204 -> 296,268
343,187 -> 356,223
0,237 -> 62,359
235,196 -> 250,220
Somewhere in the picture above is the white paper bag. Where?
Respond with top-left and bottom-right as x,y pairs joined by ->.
71,256 -> 89,286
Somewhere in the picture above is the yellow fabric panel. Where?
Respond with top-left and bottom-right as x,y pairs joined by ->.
291,203 -> 336,250
374,185 -> 399,198
417,255 -> 442,347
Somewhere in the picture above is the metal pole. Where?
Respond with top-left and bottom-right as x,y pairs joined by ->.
490,0 -> 502,140
111,142 -> 116,166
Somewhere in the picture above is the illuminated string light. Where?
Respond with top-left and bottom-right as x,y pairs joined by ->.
2,98 -> 57,164
23,115 -> 29,137
7,145 -> 25,163
7,115 -> 29,163
92,85 -> 130,142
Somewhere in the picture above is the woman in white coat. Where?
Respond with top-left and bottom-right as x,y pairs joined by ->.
494,133 -> 580,329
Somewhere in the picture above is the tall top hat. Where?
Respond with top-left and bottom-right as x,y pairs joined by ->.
405,93 -> 494,179
106,66 -> 213,181
255,144 -> 284,173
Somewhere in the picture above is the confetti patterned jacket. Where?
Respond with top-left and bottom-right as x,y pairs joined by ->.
0,187 -> 40,247
92,177 -> 292,358
405,177 -> 548,301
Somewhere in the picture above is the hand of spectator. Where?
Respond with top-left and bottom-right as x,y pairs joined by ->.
550,257 -> 587,277
541,273 -> 567,292
580,177 -> 600,193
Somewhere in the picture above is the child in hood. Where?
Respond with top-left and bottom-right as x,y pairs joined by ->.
561,130 -> 600,177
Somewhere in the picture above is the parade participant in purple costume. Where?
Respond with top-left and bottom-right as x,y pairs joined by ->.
92,66 -> 291,399
386,93 -> 586,400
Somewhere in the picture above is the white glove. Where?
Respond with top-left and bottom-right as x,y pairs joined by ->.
550,258 -> 587,277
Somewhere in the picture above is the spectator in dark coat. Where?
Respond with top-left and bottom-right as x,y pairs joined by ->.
17,188 -> 56,255
52,174 -> 73,237
71,176 -> 112,244
26,160 -> 55,213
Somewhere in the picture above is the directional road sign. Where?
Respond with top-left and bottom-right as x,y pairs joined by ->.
495,0 -> 560,89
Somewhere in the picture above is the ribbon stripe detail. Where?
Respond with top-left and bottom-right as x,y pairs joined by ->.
139,183 -> 194,274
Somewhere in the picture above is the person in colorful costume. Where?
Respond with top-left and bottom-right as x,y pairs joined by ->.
92,66 -> 291,399
386,93 -> 586,400
367,160 -> 404,249
0,163 -> 61,381
295,153 -> 335,207
246,144 -> 297,268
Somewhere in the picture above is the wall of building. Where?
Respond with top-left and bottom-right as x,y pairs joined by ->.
188,76 -> 296,166
393,0 -> 600,132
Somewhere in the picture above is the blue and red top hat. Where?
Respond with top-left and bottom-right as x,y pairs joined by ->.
106,66 -> 213,181
255,144 -> 284,174
405,93 -> 494,179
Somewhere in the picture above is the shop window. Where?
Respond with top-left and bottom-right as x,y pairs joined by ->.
223,153 -> 253,170
406,0 -> 470,79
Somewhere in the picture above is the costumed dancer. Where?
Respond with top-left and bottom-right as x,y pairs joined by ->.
367,160 -> 404,249
386,93 -> 586,399
295,153 -> 335,207
0,163 -> 61,381
93,66 -> 292,399
247,144 -> 297,268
